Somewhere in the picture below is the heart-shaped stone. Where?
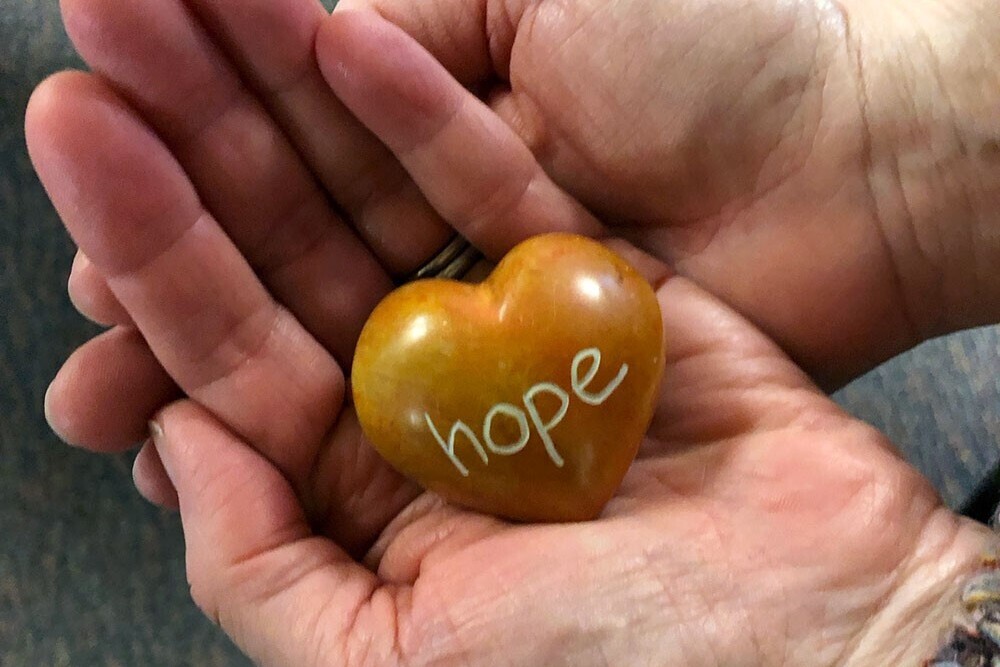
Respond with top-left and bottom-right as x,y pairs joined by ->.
352,233 -> 664,522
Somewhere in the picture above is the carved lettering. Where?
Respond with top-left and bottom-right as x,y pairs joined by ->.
484,403 -> 531,455
424,414 -> 489,477
523,382 -> 569,467
425,346 -> 627,476
571,347 -> 629,406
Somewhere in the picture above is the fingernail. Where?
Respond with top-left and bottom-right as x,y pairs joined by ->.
148,419 -> 173,482
132,438 -> 158,505
43,380 -> 72,445
148,419 -> 164,443
43,381 -> 55,428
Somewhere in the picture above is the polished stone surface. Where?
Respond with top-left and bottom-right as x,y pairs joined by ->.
2,0 -> 998,664
354,234 -> 664,521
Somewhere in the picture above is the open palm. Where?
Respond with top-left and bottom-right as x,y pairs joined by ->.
358,0 -> 1000,387
28,1 -> 997,665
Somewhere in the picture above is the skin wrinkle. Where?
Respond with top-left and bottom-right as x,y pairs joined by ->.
734,518 -> 789,664
388,86 -> 464,159
917,27 -> 972,158
435,117 -> 537,243
97,196 -> 205,276
668,525 -> 736,666
908,27 -> 989,328
853,2 -> 1000,338
364,495 -> 445,572
882,40 -> 948,286
378,503 -> 456,581
302,413 -> 406,554
598,5 -> 764,174
744,12 -> 827,207
351,161 -> 414,234
829,0 -> 925,351
835,508 -> 976,665
488,55 -> 553,169
431,0 -> 487,86
284,572 -> 371,666
506,1 -> 819,245
239,546 -> 375,645
186,309 -> 345,482
794,23 -> 833,198
181,0 -> 325,94
408,576 -> 480,667
667,7 -> 834,256
354,183 -> 448,269
726,7 -> 805,159
302,593 -> 340,667
486,0 -> 519,79
390,587 -> 416,667
164,81 -> 248,148
31,85 -> 205,272
242,192 -> 332,276
498,3 -> 619,190
645,512 -> 736,664
254,42 -> 323,102
827,479 -> 930,663
317,584 -> 382,665
214,528 -> 320,606
173,293 -> 282,400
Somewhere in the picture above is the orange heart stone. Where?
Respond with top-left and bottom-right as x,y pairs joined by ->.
352,233 -> 664,522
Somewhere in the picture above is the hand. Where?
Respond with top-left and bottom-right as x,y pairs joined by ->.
28,6 -> 998,665
45,0 -> 1000,461
347,0 -> 1000,387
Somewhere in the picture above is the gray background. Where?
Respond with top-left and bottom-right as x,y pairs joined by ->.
1,1 -> 998,664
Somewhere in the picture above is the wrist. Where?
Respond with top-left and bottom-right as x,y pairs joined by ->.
840,511 -> 998,665
843,0 -> 1000,339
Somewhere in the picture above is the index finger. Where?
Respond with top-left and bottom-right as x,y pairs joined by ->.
316,9 -> 608,260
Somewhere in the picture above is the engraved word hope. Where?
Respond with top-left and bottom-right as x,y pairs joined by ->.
424,347 -> 628,476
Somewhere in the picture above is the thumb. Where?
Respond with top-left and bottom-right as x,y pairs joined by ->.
151,401 -> 394,667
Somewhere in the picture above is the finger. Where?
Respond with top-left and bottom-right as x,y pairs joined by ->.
27,72 -> 342,482
151,401 -> 389,667
61,0 -> 392,365
316,10 -> 606,260
340,0 -> 497,86
29,69 -> 445,558
178,0 -> 455,272
45,327 -> 180,451
68,251 -> 132,326
305,408 -> 420,557
132,440 -> 179,510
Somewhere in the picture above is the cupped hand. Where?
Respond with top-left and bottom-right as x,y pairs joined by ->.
26,0 -> 605,542
35,0 -> 598,461
44,0 -> 1000,465
28,7 -> 998,665
353,0 -> 1000,387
